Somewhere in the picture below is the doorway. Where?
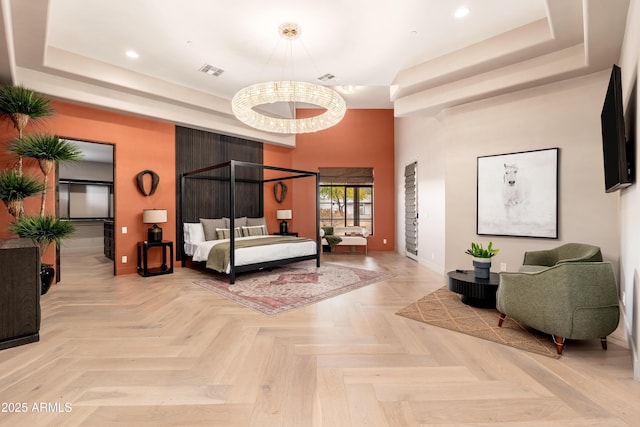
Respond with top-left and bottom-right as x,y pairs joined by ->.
57,140 -> 115,278
404,161 -> 418,261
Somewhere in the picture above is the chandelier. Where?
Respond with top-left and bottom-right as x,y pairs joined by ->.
231,23 -> 346,134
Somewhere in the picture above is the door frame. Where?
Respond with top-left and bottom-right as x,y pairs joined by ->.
55,139 -> 116,279
404,160 -> 418,261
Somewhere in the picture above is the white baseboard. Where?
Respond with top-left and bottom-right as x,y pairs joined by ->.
406,252 -> 444,275
618,304 -> 638,380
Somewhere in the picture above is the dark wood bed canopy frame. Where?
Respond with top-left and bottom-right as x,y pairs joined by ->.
180,160 -> 321,284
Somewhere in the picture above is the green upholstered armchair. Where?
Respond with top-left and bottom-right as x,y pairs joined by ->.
497,262 -> 619,355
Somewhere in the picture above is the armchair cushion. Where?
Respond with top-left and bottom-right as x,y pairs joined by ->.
522,243 -> 602,268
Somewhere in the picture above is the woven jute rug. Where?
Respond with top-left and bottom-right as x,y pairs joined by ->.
193,261 -> 393,316
396,286 -> 560,358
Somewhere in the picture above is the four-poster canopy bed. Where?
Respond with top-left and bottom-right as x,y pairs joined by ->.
179,160 -> 321,283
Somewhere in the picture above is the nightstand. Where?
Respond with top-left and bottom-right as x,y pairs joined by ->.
137,240 -> 173,277
273,232 -> 298,237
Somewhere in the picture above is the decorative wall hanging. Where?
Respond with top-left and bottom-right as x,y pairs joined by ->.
476,148 -> 558,238
136,170 -> 160,196
273,180 -> 288,203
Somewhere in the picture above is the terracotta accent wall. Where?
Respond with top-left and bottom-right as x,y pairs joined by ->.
1,102 -> 392,278
289,109 -> 395,251
263,145 -> 293,234
0,101 -> 175,276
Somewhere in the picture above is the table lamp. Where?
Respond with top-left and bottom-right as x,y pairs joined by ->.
143,209 -> 167,243
276,209 -> 292,234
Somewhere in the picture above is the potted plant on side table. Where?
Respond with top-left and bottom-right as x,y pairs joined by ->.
465,242 -> 499,279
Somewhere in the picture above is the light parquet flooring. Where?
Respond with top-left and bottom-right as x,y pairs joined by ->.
0,250 -> 639,426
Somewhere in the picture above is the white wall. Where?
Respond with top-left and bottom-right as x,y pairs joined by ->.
396,71 -> 620,272
395,1 -> 639,379
617,0 -> 640,380
59,160 -> 113,181
395,70 -> 627,352
443,72 -> 620,273
395,115 -> 446,273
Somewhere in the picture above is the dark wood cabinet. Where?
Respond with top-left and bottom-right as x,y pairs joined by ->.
103,220 -> 115,260
273,232 -> 299,236
0,238 -> 41,350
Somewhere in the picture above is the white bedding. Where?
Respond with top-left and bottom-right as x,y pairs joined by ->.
187,235 -> 317,273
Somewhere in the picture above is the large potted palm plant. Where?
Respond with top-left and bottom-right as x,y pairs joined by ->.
0,84 -> 81,294
7,133 -> 82,294
0,84 -> 54,219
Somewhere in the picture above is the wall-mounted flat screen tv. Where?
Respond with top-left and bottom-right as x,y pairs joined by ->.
600,64 -> 634,192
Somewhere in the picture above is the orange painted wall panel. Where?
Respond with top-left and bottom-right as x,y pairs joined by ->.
268,109 -> 395,251
0,101 -> 175,275
263,145 -> 294,234
1,101 -> 393,279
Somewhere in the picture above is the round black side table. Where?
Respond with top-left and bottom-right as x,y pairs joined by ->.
447,269 -> 500,308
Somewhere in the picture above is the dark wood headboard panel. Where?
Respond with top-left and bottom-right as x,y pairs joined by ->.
175,126 -> 263,258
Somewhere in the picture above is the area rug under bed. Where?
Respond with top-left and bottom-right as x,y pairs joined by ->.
396,286 -> 560,358
193,261 -> 394,316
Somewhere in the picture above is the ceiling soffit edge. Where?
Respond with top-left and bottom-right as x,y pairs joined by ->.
394,44 -> 588,117
42,47 -> 234,117
15,66 -> 296,147
392,0 -> 628,117
391,19 -> 559,100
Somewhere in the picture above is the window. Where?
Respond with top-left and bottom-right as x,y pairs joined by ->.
319,168 -> 373,234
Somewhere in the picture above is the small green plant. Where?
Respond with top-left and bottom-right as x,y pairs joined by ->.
465,242 -> 499,258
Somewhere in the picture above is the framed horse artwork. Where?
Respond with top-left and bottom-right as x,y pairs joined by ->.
476,148 -> 559,238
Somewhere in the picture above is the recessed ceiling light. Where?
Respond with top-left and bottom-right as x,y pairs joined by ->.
454,6 -> 470,19
125,50 -> 139,59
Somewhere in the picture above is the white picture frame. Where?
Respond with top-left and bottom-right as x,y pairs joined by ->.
476,148 -> 559,238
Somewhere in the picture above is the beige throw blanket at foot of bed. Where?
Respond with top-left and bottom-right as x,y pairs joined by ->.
206,236 -> 314,273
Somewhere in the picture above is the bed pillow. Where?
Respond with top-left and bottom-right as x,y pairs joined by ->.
183,223 -> 205,243
242,225 -> 268,237
247,217 -> 269,234
200,218 -> 226,240
216,227 -> 243,240
223,217 -> 248,228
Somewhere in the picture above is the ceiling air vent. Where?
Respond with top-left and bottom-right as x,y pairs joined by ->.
317,73 -> 335,82
199,64 -> 224,77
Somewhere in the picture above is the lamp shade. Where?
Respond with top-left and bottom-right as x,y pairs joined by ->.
143,209 -> 167,224
276,209 -> 292,220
